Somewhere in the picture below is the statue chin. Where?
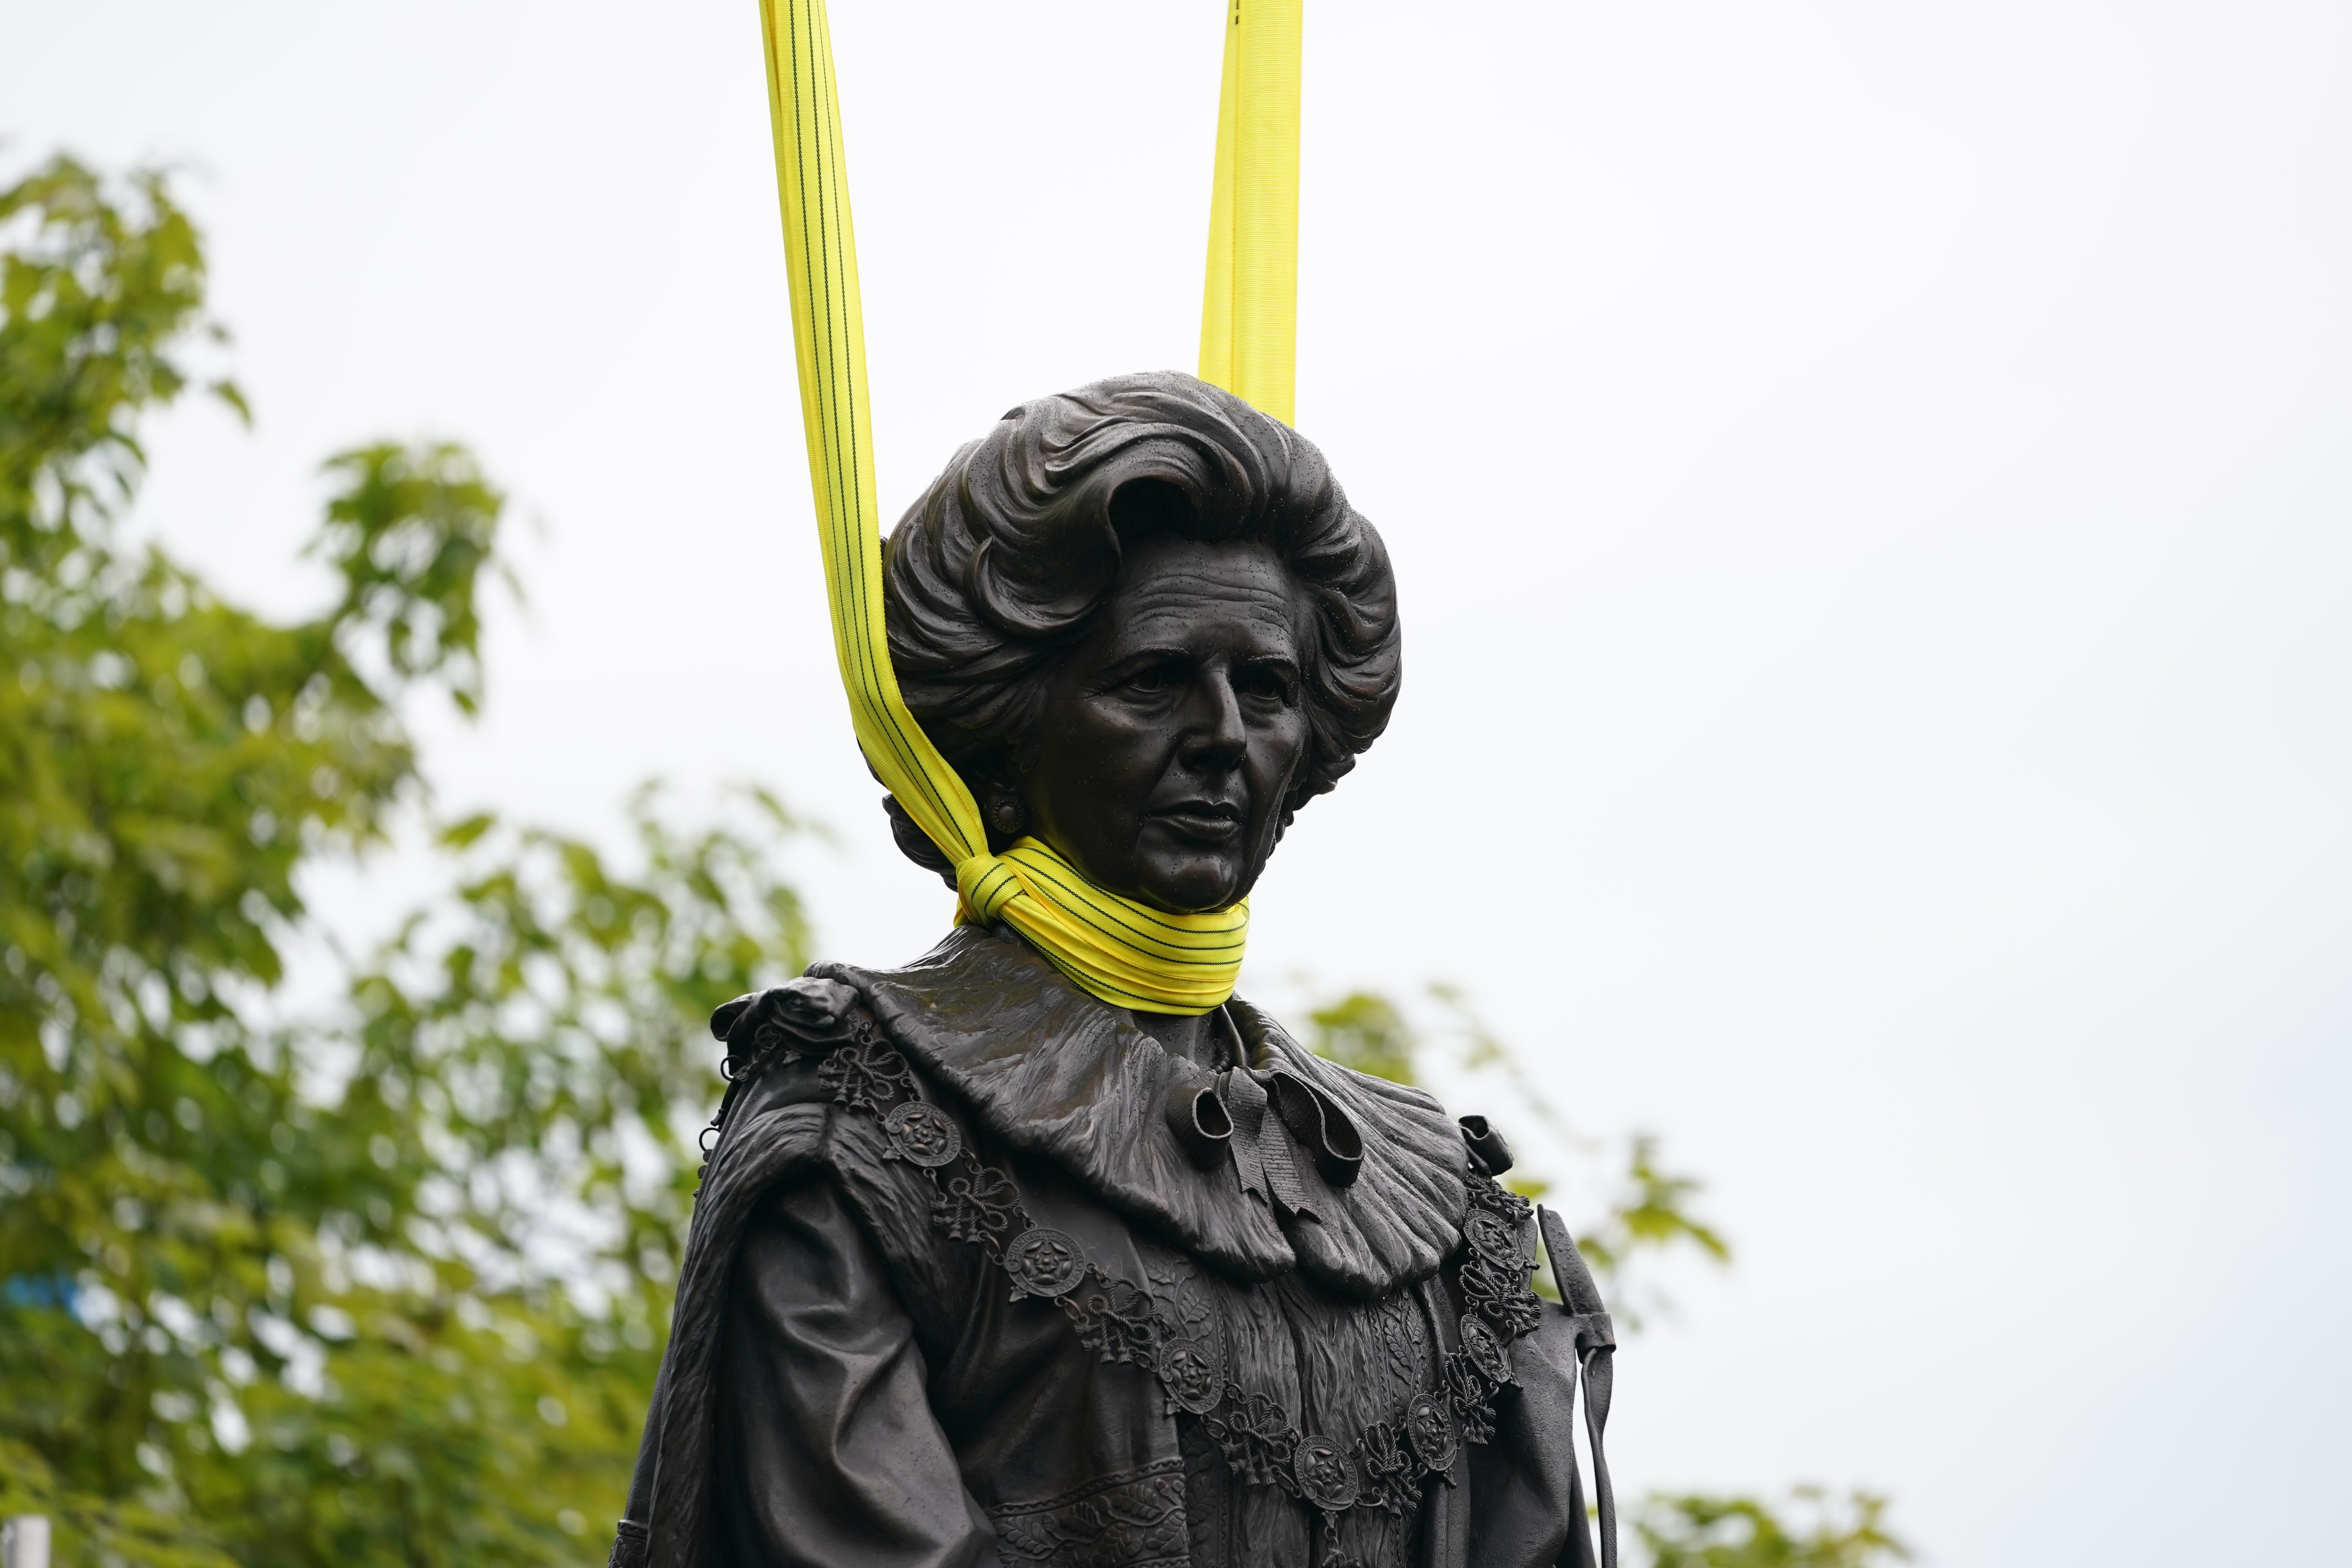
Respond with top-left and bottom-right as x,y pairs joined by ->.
1121,847 -> 1255,917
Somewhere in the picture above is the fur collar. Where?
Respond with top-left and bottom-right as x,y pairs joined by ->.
811,926 -> 1469,1300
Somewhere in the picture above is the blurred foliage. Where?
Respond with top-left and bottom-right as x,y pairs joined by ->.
1577,1134 -> 1731,1282
314,442 -> 509,717
0,155 -> 811,1566
0,155 -> 243,572
1303,990 -> 1417,1086
1302,995 -> 1902,1568
1638,1489 -> 1909,1568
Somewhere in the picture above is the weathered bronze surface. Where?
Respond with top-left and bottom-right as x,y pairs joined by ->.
611,376 -> 1613,1568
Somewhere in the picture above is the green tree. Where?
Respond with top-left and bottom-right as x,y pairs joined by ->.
1637,1489 -> 1909,1568
0,154 -> 810,1566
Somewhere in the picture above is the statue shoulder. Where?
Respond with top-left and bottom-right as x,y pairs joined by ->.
710,975 -> 865,1070
697,976 -> 981,1296
702,975 -> 954,1149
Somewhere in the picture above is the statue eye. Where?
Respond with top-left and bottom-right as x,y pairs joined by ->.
1235,666 -> 1297,705
1123,664 -> 1178,695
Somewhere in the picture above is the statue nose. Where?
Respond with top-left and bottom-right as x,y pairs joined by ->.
1180,674 -> 1249,771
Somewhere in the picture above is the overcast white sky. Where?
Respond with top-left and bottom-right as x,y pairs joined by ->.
8,1 -> 2348,1561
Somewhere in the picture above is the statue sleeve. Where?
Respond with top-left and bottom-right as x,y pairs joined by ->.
1465,1304 -> 1598,1568
710,1174 -> 995,1568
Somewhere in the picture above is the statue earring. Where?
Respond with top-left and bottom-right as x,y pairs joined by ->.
987,791 -> 1027,840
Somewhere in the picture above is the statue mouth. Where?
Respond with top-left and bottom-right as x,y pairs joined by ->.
1149,801 -> 1245,844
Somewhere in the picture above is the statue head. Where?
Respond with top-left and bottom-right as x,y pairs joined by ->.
881,372 -> 1401,915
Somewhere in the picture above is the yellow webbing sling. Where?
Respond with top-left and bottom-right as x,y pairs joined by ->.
756,0 -> 1298,1014
1199,0 -> 1302,426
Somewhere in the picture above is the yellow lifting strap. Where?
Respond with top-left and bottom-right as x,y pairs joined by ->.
755,0 -> 1298,1014
1199,0 -> 1303,426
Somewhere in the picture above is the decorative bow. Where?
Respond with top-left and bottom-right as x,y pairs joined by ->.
1165,1065 -> 1362,1216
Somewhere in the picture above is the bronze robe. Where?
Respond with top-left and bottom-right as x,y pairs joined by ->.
612,927 -> 1604,1568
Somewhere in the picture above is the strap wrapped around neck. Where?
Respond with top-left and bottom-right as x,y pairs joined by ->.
954,840 -> 1247,1014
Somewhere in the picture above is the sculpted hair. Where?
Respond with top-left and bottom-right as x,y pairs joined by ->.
881,371 -> 1401,860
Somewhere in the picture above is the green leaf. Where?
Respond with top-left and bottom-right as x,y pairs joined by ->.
1637,1488 -> 1911,1568
1303,990 -> 1420,1084
2,150 -> 782,1568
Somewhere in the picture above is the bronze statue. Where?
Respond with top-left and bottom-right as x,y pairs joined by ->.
610,374 -> 1614,1568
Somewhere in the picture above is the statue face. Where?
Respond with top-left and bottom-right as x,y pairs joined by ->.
1016,533 -> 1309,915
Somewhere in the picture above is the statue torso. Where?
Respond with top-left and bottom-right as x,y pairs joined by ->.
619,928 -> 1590,1568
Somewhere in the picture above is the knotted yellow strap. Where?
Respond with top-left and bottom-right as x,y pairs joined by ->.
957,841 -> 1247,1014
756,0 -> 1281,1016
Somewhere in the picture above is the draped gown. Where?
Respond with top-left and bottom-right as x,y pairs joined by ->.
610,926 -> 1599,1568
